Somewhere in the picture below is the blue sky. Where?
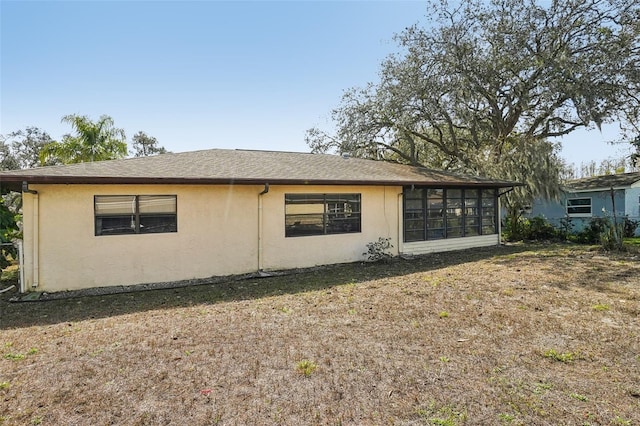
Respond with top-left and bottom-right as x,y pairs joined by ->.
0,0 -> 631,168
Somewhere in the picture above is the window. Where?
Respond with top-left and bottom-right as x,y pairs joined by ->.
403,187 -> 497,242
567,198 -> 591,217
285,193 -> 361,237
481,189 -> 497,234
95,195 -> 177,236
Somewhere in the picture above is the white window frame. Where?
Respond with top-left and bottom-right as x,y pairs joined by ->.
566,197 -> 592,217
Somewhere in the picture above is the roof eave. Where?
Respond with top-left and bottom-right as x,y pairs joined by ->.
0,175 -> 520,190
563,186 -> 630,193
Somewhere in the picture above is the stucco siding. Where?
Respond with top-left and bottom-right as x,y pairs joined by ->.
21,183 -> 504,292
21,184 -> 402,292
23,184 -> 261,292
261,185 -> 400,270
402,235 -> 499,256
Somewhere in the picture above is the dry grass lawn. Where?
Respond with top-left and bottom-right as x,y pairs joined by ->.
1,243 -> 639,425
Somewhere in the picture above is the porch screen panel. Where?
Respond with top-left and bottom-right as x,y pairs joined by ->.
403,187 -> 499,242
446,189 -> 463,238
426,189 -> 445,240
404,188 -> 425,242
464,189 -> 480,236
481,189 -> 497,234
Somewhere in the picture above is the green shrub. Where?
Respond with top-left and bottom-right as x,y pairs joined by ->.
502,215 -> 561,242
363,237 -> 394,262
574,217 -> 609,244
623,216 -> 639,238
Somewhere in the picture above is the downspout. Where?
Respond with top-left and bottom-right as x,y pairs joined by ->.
497,194 -> 502,245
22,182 -> 39,289
258,183 -> 269,272
18,241 -> 25,293
397,191 -> 404,255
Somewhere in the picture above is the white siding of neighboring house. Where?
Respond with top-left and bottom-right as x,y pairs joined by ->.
401,235 -> 500,256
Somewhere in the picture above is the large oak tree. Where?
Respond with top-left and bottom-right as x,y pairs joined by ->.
307,0 -> 640,219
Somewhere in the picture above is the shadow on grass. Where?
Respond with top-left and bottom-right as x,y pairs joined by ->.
0,244 -> 533,330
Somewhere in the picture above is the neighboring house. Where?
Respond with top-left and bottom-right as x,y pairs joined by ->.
0,149 -> 517,293
527,172 -> 640,234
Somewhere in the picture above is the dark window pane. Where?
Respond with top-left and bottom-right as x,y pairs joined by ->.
405,230 -> 425,242
427,209 -> 443,218
447,199 -> 463,209
405,188 -> 425,200
447,227 -> 463,238
405,219 -> 425,231
465,227 -> 480,236
568,206 -> 591,214
447,216 -> 462,228
482,217 -> 496,227
427,218 -> 444,229
466,207 -> 479,216
447,189 -> 462,198
465,217 -> 480,227
139,215 -> 177,233
427,189 -> 444,209
96,216 -> 136,235
427,229 -> 445,240
406,212 -> 424,221
405,199 -> 423,211
327,214 -> 361,234
482,225 -> 496,234
568,198 -> 590,206
285,213 -> 324,236
482,198 -> 495,208
465,189 -> 478,198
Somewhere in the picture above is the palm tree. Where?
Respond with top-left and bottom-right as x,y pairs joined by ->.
40,114 -> 127,164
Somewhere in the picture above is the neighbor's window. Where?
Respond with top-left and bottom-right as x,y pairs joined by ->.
403,187 -> 497,242
95,195 -> 177,236
285,193 -> 361,237
566,198 -> 592,217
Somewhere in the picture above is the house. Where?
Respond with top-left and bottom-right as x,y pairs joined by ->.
0,149 -> 517,293
527,172 -> 640,234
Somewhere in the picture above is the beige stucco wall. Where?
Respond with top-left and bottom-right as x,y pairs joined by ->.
21,184 -> 402,292
22,184 -> 261,292
261,185 -> 401,271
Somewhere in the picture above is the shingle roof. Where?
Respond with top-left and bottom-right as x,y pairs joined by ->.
0,148 -> 518,190
566,172 -> 640,191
